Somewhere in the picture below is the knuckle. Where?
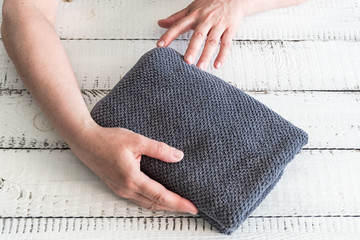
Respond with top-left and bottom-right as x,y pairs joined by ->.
132,133 -> 143,144
206,38 -> 218,46
173,22 -> 182,29
156,142 -> 167,154
134,135 -> 146,149
188,8 -> 200,18
121,175 -> 138,191
147,201 -> 160,211
152,191 -> 164,204
122,178 -> 133,189
187,14 -> 197,23
203,11 -> 216,23
220,40 -> 231,48
216,16 -> 225,25
193,30 -> 205,40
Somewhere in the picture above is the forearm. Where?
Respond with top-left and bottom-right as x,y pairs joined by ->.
243,0 -> 308,15
1,2 -> 95,146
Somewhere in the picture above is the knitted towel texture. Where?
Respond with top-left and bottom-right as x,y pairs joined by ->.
90,47 -> 309,235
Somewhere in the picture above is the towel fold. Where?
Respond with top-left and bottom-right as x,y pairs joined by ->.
90,47 -> 308,234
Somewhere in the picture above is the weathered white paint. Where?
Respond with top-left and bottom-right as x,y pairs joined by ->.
1,216 -> 359,239
54,0 -> 360,40
1,0 -> 359,238
1,90 -> 359,149
1,40 -> 359,91
0,150 -> 359,217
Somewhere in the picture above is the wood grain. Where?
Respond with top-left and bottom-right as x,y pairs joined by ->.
0,149 -> 359,217
53,0 -> 360,41
1,216 -> 359,239
1,90 -> 359,149
1,40 -> 359,91
1,0 -> 359,238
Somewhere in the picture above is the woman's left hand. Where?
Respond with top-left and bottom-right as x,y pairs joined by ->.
157,0 -> 247,70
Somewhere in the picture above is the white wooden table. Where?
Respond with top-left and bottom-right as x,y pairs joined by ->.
1,0 -> 360,239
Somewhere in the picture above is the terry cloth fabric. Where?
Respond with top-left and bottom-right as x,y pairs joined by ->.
90,47 -> 309,235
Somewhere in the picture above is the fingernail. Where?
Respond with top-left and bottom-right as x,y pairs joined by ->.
198,62 -> 205,70
157,40 -> 165,47
188,207 -> 198,215
173,150 -> 184,160
185,55 -> 193,64
215,61 -> 222,69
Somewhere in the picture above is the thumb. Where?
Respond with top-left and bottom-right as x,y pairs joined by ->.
158,7 -> 188,28
136,135 -> 184,163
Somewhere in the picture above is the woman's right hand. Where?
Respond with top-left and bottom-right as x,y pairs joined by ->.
67,121 -> 198,214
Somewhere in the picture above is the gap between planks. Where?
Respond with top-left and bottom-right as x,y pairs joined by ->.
1,149 -> 360,217
1,91 -> 359,149
3,0 -> 358,40
2,0 -> 360,41
1,216 -> 360,239
51,0 -> 360,41
1,40 -> 359,91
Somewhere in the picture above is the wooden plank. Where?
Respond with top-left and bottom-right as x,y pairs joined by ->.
1,90 -> 359,149
0,149 -> 359,218
1,40 -> 359,91
1,216 -> 359,239
1,0 -> 358,238
53,0 -> 360,41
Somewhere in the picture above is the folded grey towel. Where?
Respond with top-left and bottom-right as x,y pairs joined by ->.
90,47 -> 308,235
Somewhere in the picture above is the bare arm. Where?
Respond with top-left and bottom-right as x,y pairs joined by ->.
1,0 -> 93,143
1,0 -> 197,214
157,0 -> 308,70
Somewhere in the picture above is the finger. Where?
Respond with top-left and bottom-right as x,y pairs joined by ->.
197,27 -> 225,70
136,134 -> 184,163
157,16 -> 195,48
137,172 -> 198,215
158,7 -> 189,29
130,193 -> 182,213
184,24 -> 212,65
214,28 -> 234,69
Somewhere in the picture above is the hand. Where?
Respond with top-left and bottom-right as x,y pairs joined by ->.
68,121 -> 198,214
157,0 -> 247,70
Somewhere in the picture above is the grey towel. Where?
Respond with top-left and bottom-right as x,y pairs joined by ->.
90,47 -> 308,235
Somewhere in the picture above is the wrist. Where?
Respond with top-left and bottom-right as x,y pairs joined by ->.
65,117 -> 100,148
